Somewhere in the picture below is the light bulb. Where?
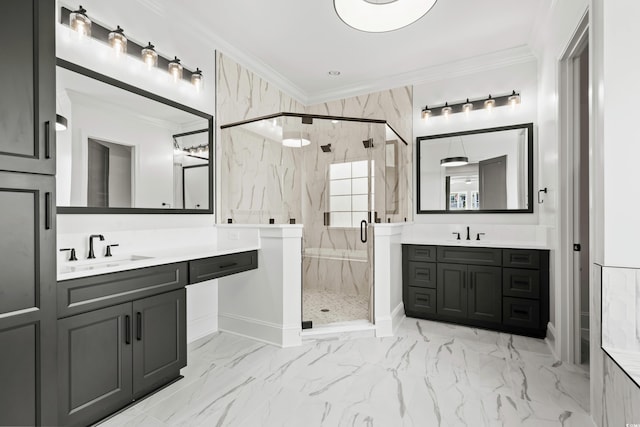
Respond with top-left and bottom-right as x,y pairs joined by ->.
442,103 -> 452,118
508,90 -> 521,107
484,95 -> 496,111
421,106 -> 431,120
70,6 -> 92,37
108,26 -> 127,57
168,57 -> 183,82
141,42 -> 158,69
191,68 -> 204,92
462,99 -> 473,114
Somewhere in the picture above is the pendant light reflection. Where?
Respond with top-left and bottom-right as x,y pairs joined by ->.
168,57 -> 183,82
70,5 -> 91,37
56,114 -> 68,132
441,137 -> 468,167
108,26 -> 127,56
282,131 -> 311,148
141,42 -> 158,69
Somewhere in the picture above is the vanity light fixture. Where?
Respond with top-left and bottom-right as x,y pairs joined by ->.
108,26 -> 127,56
334,0 -> 438,32
56,114 -> 68,131
440,137 -> 468,167
191,68 -> 204,92
69,5 -> 91,37
421,106 -> 432,120
141,42 -> 158,69
420,91 -> 520,119
168,56 -> 183,82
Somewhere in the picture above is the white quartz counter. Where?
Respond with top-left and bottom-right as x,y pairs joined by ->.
401,238 -> 550,250
57,245 -> 260,281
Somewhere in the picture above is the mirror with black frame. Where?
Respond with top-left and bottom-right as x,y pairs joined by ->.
416,123 -> 533,214
55,60 -> 213,213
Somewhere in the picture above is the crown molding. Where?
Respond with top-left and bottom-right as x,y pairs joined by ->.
305,45 -> 537,105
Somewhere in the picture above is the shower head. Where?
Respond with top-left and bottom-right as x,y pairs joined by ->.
320,144 -> 332,153
362,138 -> 373,149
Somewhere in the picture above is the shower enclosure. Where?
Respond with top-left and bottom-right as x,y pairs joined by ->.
220,113 -> 408,328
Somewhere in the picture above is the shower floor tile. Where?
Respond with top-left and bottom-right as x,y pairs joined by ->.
303,290 -> 369,325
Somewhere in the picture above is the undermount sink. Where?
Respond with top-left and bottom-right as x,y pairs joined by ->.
59,255 -> 153,274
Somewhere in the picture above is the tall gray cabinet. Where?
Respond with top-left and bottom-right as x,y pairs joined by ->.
0,0 -> 57,425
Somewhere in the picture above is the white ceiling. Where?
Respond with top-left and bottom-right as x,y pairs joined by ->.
66,0 -> 548,104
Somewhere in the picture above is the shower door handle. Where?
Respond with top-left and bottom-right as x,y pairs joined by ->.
360,220 -> 367,243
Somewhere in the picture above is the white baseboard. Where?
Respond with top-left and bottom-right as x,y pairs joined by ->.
391,302 -> 406,335
187,314 -> 218,344
218,312 -> 301,348
375,302 -> 405,337
545,321 -> 559,360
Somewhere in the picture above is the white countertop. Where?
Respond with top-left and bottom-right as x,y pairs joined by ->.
57,245 -> 260,281
401,238 -> 549,250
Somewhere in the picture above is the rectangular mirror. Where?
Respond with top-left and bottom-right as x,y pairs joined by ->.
56,60 -> 213,213
416,123 -> 533,214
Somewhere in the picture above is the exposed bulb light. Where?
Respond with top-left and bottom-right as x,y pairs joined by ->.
462,98 -> 473,113
55,114 -> 68,132
484,95 -> 496,110
70,5 -> 91,37
108,26 -> 127,56
191,68 -> 204,92
465,178 -> 472,185
442,102 -> 452,117
508,90 -> 521,107
141,42 -> 158,69
168,56 -> 183,82
333,0 -> 438,33
421,106 -> 432,120
282,131 -> 311,148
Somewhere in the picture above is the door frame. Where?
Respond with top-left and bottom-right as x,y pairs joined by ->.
558,11 -> 590,366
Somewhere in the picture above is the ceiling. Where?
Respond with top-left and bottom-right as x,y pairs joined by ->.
66,0 -> 548,104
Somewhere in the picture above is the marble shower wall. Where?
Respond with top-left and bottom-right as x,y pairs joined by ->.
220,125 -> 302,224
307,87 -> 414,221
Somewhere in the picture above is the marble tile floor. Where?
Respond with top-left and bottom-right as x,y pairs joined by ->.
99,318 -> 593,427
303,289 -> 369,325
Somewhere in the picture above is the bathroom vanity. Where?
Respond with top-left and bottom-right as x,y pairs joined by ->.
56,248 -> 257,427
402,243 -> 549,338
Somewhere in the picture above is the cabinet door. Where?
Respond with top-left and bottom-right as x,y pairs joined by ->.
467,265 -> 502,324
58,303 -> 133,427
0,172 -> 56,427
132,289 -> 186,398
436,263 -> 467,319
0,0 -> 55,175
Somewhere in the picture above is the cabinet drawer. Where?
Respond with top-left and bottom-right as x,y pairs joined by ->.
406,245 -> 436,262
189,250 -> 258,284
406,287 -> 436,315
57,263 -> 188,318
503,268 -> 540,299
437,246 -> 502,266
503,297 -> 540,329
407,262 -> 436,288
502,249 -> 540,269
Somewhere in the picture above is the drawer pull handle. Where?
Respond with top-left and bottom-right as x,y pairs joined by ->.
136,312 -> 142,341
512,255 -> 529,262
45,192 -> 52,230
44,121 -> 51,159
416,296 -> 429,303
219,262 -> 238,269
125,315 -> 131,345
513,309 -> 529,316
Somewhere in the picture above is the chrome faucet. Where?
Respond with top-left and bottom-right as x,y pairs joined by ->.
88,234 -> 104,259
466,226 -> 471,241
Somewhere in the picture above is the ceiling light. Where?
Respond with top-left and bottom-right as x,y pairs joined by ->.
108,26 -> 127,56
141,42 -> 158,69
55,114 -> 68,131
168,56 -> 183,82
328,70 -> 341,76
282,131 -> 311,148
334,0 -> 438,32
441,137 -> 468,167
191,68 -> 204,92
70,5 -> 91,37
465,178 -> 472,185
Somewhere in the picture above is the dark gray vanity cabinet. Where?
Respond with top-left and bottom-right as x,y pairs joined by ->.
403,245 -> 549,338
57,266 -> 187,427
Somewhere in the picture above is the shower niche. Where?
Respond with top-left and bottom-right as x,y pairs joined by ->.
220,113 -> 409,328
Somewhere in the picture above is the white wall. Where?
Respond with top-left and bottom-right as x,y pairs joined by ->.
413,60 -> 538,225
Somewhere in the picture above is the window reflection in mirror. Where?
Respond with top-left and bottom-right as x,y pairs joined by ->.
417,123 -> 533,214
55,61 -> 213,212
